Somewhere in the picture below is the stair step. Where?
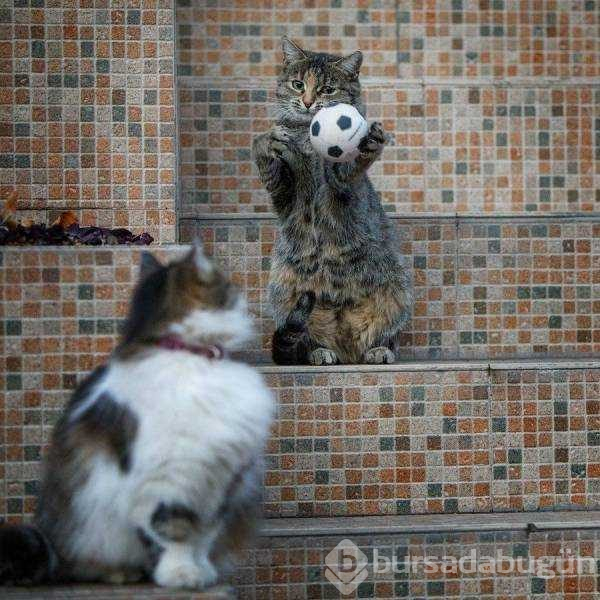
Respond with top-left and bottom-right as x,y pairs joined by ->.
258,359 -> 600,518
261,510 -> 600,538
2,586 -> 231,599
2,244 -> 600,522
240,520 -> 600,599
181,214 -> 600,362
4,515 -> 599,599
178,78 -> 600,217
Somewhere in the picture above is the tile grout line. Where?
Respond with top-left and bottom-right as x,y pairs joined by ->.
486,361 -> 494,515
177,75 -> 600,88
261,510 -> 600,538
180,213 -> 600,222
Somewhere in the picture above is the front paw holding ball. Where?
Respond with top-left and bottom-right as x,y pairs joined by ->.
358,121 -> 389,159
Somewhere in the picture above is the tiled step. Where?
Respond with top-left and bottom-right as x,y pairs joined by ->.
260,359 -> 600,518
176,2 -> 600,82
4,513 -> 600,599
178,77 -> 600,216
2,247 -> 600,521
181,214 -> 600,362
240,512 -> 600,599
3,350 -> 600,520
2,586 -> 231,599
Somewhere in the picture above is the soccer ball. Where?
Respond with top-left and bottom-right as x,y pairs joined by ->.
309,103 -> 368,163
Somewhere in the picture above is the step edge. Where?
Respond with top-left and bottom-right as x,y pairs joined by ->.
260,510 -> 600,538
181,212 -> 600,222
257,358 -> 600,375
178,75 -> 600,88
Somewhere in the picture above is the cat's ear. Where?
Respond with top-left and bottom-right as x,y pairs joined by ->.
188,237 -> 214,280
139,252 -> 162,278
281,36 -> 306,65
333,50 -> 363,78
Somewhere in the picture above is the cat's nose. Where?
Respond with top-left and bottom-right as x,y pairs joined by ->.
302,96 -> 314,109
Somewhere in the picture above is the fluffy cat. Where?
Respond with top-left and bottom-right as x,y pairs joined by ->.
253,37 -> 412,366
0,243 -> 273,590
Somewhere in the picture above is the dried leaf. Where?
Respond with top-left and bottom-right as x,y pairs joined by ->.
1,190 -> 18,224
50,210 -> 78,229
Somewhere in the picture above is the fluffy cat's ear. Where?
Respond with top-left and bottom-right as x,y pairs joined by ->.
139,252 -> 162,278
333,50 -> 363,78
188,238 -> 214,280
281,36 -> 306,65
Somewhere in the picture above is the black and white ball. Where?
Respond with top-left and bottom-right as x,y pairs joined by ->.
309,103 -> 368,163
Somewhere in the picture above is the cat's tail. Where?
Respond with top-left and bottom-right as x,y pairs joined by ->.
272,291 -> 316,365
0,524 -> 58,585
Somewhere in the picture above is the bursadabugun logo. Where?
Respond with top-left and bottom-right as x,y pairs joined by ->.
324,539 -> 368,595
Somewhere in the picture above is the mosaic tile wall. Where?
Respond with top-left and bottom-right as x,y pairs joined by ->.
176,1 -> 600,216
176,1 -> 398,79
263,369 -> 493,517
2,246 -> 599,520
3,0 -> 177,242
490,368 -> 600,513
5,529 -> 599,598
262,367 -> 600,518
180,216 -> 600,362
236,529 -> 600,599
178,81 -> 600,215
176,0 -> 600,80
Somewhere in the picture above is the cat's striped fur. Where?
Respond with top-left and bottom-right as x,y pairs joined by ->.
253,37 -> 412,365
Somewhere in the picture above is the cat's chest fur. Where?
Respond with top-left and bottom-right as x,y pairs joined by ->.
108,352 -> 272,451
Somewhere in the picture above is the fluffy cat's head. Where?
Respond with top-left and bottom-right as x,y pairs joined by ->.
275,37 -> 364,126
120,241 -> 253,353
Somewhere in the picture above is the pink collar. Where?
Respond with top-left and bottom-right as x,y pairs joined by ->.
156,335 -> 226,360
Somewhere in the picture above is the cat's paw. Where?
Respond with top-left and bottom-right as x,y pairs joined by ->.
252,131 -> 272,161
364,346 -> 395,365
154,549 -> 216,589
309,347 -> 339,366
269,126 -> 297,160
358,121 -> 388,156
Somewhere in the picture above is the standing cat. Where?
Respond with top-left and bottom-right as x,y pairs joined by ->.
0,243 -> 273,590
253,37 -> 412,366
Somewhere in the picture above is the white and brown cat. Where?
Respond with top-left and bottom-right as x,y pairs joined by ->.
0,242 -> 273,590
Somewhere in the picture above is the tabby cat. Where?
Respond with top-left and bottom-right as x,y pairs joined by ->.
253,37 -> 412,365
0,243 -> 273,590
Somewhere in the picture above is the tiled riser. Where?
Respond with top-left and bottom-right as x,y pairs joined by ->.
181,217 -> 600,362
235,529 -> 600,599
176,2 -> 600,80
4,528 -> 599,599
2,248 -> 600,522
178,81 -> 600,216
262,368 -> 600,518
4,2 -> 177,243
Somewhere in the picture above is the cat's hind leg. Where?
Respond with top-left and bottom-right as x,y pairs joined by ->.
271,292 -> 316,365
131,497 -> 217,590
149,502 -> 207,589
151,502 -> 220,590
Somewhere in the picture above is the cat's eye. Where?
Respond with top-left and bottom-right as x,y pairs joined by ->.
320,85 -> 337,95
290,79 -> 305,92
